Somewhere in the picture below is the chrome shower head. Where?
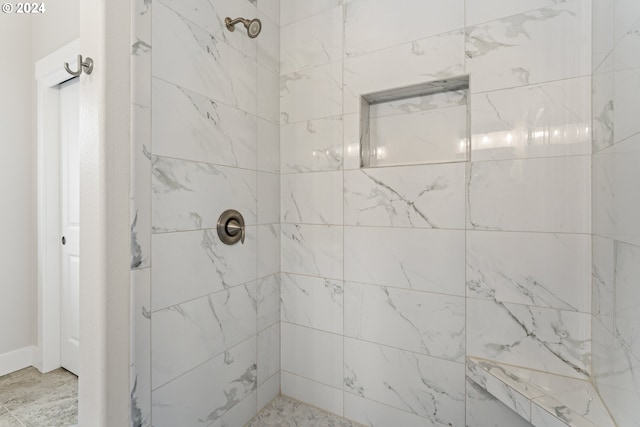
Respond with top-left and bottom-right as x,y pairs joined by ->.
225,17 -> 262,38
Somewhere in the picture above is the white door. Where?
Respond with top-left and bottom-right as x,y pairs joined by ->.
59,78 -> 80,376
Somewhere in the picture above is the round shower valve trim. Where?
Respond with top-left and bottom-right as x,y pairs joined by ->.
217,209 -> 246,245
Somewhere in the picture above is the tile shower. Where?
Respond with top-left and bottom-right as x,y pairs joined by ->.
127,0 -> 640,426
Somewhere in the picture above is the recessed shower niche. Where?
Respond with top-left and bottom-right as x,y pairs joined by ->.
360,75 -> 470,168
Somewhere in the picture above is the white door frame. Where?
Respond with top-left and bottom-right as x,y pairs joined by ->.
35,39 -> 80,373
36,1 -> 132,421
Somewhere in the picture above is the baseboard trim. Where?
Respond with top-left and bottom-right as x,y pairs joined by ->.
0,346 -> 35,377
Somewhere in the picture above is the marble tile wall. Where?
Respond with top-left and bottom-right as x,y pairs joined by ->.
128,0 -> 604,425
130,0 -> 281,425
279,0 -> 592,426
591,1 -> 640,426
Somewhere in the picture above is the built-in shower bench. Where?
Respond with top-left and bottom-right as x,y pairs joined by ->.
466,357 -> 616,427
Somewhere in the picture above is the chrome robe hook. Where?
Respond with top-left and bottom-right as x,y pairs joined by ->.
64,55 -> 94,77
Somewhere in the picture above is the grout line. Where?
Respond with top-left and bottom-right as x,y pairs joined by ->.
282,321 -> 466,366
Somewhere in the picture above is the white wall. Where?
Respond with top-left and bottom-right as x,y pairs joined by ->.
0,0 -> 78,367
0,15 -> 35,358
31,0 -> 80,62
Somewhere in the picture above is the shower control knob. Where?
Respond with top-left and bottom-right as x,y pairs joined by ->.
217,210 -> 246,245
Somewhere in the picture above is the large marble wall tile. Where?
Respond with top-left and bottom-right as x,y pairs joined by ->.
471,77 -> 591,161
209,391 -> 257,427
258,225 -> 280,278
257,372 -> 280,411
613,68 -> 640,143
593,320 -> 640,426
369,89 -> 467,118
153,2 -> 257,114
343,30 -> 465,114
592,70 -> 615,153
369,105 -> 468,166
155,0 -> 257,59
466,0 -> 571,27
257,10 -> 279,73
467,231 -> 591,312
281,171 -> 343,225
592,240 -> 640,394
151,156 -> 257,232
132,0 -> 151,107
281,273 -> 343,334
592,135 -> 640,246
614,0 -> 640,45
342,113 -> 360,170
281,116 -> 343,173
280,7 -> 343,75
467,299 -> 591,378
280,0 -> 342,27
152,228 -> 257,310
281,224 -> 343,279
257,274 -> 280,330
589,382 -> 640,427
614,16 -> 640,71
465,378 -> 534,427
281,323 -> 343,389
258,64 -> 280,124
152,337 -> 257,426
344,283 -> 465,362
592,236 -> 615,332
344,227 -> 465,296
467,156 -> 591,233
344,163 -> 466,229
465,360 -> 533,421
344,338 -> 465,426
257,118 -> 280,173
280,371 -> 344,416
258,171 -> 279,225
131,104 -> 152,270
258,323 -> 280,386
131,269 -> 151,427
258,0 -> 279,26
152,283 -> 257,389
344,0 -> 463,57
152,78 -> 257,169
610,242 -> 640,383
343,393 -> 429,427
466,1 -> 591,93
592,0 -> 615,73
280,62 -> 343,124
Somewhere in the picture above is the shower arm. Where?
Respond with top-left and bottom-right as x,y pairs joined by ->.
225,17 -> 249,32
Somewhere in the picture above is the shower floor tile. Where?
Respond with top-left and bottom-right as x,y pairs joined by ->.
246,395 -> 364,427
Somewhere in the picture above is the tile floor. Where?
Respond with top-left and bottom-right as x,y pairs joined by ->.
0,367 -> 77,427
246,395 -> 364,427
0,368 -> 360,427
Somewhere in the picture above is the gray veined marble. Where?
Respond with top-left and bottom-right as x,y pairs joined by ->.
153,78 -> 258,169
151,155 -> 257,233
344,163 -> 466,229
152,283 -> 258,389
281,224 -> 343,279
153,2 -> 257,114
344,338 -> 466,426
467,231 -> 591,313
465,2 -> 591,93
152,338 -> 257,427
281,273 -> 344,334
467,298 -> 591,379
344,282 -> 465,362
467,358 -> 616,427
